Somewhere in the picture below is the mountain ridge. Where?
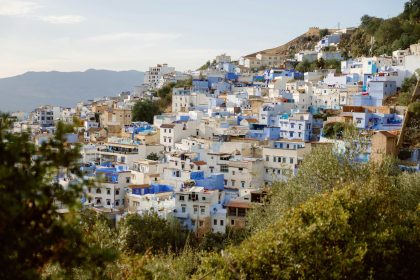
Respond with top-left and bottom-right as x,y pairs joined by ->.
0,69 -> 144,112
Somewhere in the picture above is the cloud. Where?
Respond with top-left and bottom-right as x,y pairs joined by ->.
39,15 -> 85,24
86,32 -> 181,43
0,1 -> 39,16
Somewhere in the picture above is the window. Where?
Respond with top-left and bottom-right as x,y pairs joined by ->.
115,200 -> 119,206
232,170 -> 235,175
290,158 -> 294,164
191,219 -> 196,226
231,219 -> 235,225
241,181 -> 245,188
115,189 -> 120,195
181,206 -> 186,213
199,221 -> 204,227
220,165 -> 228,173
202,196 -> 206,201
265,155 -> 269,161
214,219 -> 217,226
231,180 -> 235,186
106,188 -> 111,195
106,199 -> 111,206
200,207 -> 205,214
126,177 -> 130,183
273,156 -> 276,162
96,188 -> 101,194
179,195 -> 185,201
220,220 -> 224,226
193,206 -> 198,214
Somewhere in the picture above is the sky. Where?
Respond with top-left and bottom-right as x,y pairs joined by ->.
0,0 -> 407,78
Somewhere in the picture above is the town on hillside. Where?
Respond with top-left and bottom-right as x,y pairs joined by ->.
8,26 -> 420,235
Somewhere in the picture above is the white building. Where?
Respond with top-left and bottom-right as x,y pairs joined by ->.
263,140 -> 311,184
144,64 -> 175,89
173,186 -> 226,235
160,121 -> 198,152
85,166 -> 132,209
278,113 -> 314,141
295,50 -> 318,62
216,53 -> 231,64
172,88 -> 210,113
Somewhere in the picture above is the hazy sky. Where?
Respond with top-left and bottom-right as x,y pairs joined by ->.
0,0 -> 407,77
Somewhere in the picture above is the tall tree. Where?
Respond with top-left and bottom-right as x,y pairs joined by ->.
131,100 -> 162,124
0,117 -> 116,279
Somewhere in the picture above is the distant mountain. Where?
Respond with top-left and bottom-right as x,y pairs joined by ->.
0,69 -> 144,112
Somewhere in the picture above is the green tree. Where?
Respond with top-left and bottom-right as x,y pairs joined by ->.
247,144 -> 369,232
0,117 -> 116,279
319,28 -> 329,38
295,59 -> 313,73
132,100 -> 162,124
398,92 -> 413,106
118,213 -> 190,255
408,100 -> 420,116
196,159 -> 420,279
315,57 -> 326,69
146,152 -> 159,161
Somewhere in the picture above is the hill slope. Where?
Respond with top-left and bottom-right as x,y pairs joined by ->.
0,69 -> 144,112
243,28 -> 322,59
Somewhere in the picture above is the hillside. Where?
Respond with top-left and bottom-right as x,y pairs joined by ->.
339,0 -> 420,57
243,28 -> 323,59
0,69 -> 144,112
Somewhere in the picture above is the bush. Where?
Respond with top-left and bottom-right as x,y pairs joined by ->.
408,101 -> 420,116
118,213 -> 190,255
398,92 -> 413,106
196,160 -> 420,279
132,100 -> 162,124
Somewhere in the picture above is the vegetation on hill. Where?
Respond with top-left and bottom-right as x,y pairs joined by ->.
132,100 -> 162,124
198,60 -> 216,70
196,159 -> 420,279
339,0 -> 420,57
295,58 -> 342,73
132,78 -> 192,122
396,75 -> 419,105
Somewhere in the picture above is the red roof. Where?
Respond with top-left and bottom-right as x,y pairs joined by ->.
193,161 -> 207,166
226,200 -> 252,209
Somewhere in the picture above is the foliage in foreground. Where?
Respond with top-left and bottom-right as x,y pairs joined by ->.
195,161 -> 420,279
0,117 -> 117,280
